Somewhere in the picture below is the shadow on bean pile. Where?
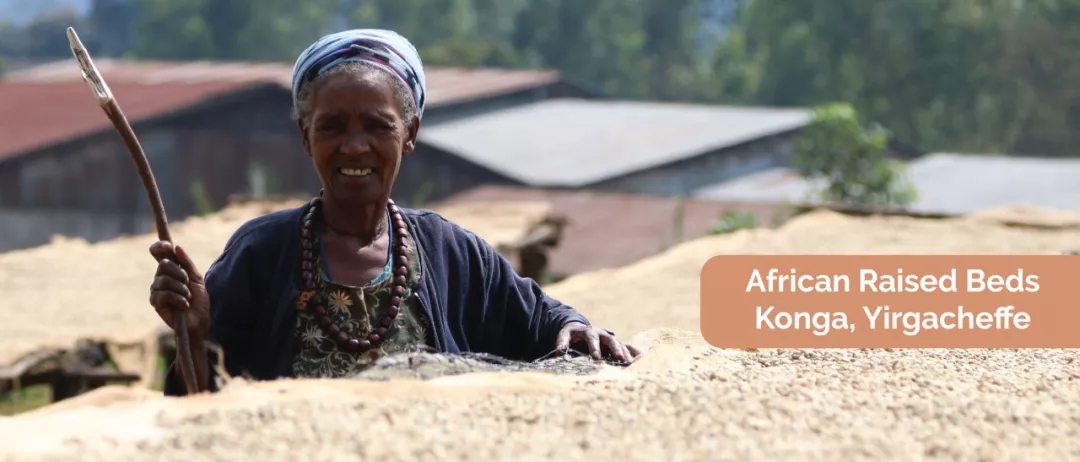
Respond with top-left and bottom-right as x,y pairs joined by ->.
349,350 -> 628,381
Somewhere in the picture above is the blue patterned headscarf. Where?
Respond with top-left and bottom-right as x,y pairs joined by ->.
291,29 -> 427,120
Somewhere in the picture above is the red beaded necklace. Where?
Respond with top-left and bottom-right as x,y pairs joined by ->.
300,195 -> 411,352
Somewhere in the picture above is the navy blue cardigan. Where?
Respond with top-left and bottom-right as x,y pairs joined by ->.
163,205 -> 590,396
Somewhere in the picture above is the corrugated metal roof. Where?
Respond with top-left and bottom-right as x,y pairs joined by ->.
3,59 -> 563,107
691,167 -> 822,204
433,185 -> 781,277
417,98 -> 812,187
0,81 -> 258,161
692,153 -> 1080,214
0,59 -> 564,161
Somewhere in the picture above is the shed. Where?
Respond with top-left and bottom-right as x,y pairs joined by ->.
692,153 -> 1080,215
417,98 -> 816,196
433,185 -> 786,279
0,60 -> 595,251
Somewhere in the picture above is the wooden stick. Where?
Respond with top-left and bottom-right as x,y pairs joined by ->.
66,27 -> 200,395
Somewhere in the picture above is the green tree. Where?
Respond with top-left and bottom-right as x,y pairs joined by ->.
790,103 -> 917,208
67,0 -> 1080,159
737,0 -> 1025,154
707,209 -> 758,235
130,0 -> 337,61
994,0 -> 1080,156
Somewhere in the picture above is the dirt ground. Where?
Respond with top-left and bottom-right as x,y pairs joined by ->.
2,206 -> 1080,461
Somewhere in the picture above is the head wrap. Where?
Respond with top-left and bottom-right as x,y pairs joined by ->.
291,29 -> 427,120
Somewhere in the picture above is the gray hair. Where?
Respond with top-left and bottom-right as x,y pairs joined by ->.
291,60 -> 418,128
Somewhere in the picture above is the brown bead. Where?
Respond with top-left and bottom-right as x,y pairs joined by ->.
304,280 -> 316,290
393,216 -> 406,227
303,219 -> 314,229
327,324 -> 340,335
301,261 -> 313,270
314,305 -> 327,316
303,228 -> 314,239
393,286 -> 406,297
302,270 -> 314,282
390,296 -> 402,307
396,244 -> 408,255
396,256 -> 410,267
302,239 -> 313,250
317,317 -> 331,328
368,333 -> 381,343
346,338 -> 361,351
395,227 -> 409,238
358,339 -> 372,349
302,250 -> 313,260
392,275 -> 405,286
336,332 -> 349,344
388,305 -> 400,317
381,316 -> 393,328
394,266 -> 408,277
376,327 -> 388,336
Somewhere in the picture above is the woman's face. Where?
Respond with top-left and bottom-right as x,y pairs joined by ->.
301,69 -> 418,205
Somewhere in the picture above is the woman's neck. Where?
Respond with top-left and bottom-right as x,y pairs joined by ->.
321,197 -> 387,246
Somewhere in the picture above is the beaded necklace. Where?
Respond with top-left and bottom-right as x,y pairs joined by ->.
299,195 -> 411,353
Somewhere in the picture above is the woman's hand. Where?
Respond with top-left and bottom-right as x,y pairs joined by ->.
148,241 -> 211,340
555,321 -> 644,363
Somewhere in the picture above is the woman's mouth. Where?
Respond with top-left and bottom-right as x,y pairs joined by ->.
339,167 -> 373,177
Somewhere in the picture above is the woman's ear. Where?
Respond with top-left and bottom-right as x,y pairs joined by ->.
403,116 -> 421,156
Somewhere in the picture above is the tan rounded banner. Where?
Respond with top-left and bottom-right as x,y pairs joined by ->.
700,255 -> 1080,348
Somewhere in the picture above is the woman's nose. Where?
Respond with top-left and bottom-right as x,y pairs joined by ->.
341,131 -> 370,155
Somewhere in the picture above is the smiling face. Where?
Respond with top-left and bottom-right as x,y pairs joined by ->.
298,65 -> 419,206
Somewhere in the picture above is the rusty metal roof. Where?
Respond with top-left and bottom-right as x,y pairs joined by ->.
3,59 -> 563,107
0,59 -> 564,160
0,80 -> 258,161
432,185 -> 782,277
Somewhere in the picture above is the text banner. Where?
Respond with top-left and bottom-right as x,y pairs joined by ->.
700,255 -> 1079,348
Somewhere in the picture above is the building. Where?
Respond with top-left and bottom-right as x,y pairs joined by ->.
414,98 -> 921,198
692,152 -> 1080,215
433,185 -> 784,280
0,59 -> 597,251
0,79 -> 292,250
2,59 -> 597,124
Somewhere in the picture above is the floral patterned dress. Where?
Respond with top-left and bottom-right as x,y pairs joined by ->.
291,224 -> 431,378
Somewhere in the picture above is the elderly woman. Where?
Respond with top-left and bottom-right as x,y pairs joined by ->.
149,29 -> 640,395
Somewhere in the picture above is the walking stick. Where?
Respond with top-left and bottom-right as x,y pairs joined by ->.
66,27 -> 200,395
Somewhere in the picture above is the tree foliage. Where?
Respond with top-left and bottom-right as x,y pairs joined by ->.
791,103 -> 917,208
707,209 -> 758,235
1,0 -> 1078,157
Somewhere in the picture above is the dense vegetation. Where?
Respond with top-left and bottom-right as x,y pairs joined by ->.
2,0 -> 1077,157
